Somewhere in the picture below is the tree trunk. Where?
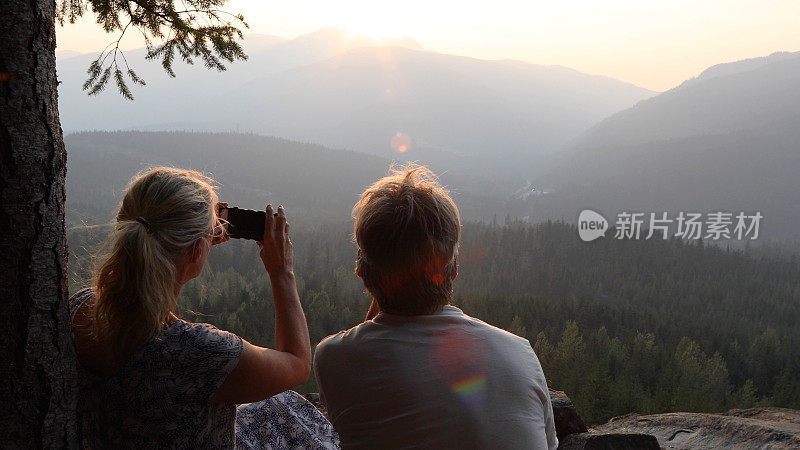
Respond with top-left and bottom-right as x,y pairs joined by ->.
0,0 -> 77,447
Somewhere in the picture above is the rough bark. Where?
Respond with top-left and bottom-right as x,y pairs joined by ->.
0,0 -> 77,448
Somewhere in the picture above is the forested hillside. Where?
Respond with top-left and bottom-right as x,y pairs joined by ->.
68,220 -> 800,425
65,131 -> 503,226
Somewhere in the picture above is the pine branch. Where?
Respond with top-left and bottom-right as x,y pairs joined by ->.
58,0 -> 248,100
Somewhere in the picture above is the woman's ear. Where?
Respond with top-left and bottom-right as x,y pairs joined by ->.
181,238 -> 210,282
189,238 -> 210,267
191,239 -> 204,263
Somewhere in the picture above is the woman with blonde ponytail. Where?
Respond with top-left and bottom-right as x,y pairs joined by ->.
69,167 -> 339,449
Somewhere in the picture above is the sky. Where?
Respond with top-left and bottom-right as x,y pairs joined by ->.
56,0 -> 800,92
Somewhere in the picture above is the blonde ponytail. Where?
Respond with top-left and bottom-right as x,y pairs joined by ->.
90,167 -> 220,354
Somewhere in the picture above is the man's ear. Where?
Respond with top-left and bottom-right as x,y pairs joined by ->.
356,249 -> 364,279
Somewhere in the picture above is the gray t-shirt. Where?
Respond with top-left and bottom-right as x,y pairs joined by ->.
313,305 -> 558,449
69,288 -> 243,449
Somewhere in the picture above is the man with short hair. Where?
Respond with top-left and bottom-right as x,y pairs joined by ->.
313,165 -> 558,449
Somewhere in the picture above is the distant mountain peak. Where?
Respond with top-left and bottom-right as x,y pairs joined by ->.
293,26 -> 423,51
242,33 -> 287,51
55,50 -> 84,60
57,25 -> 652,174
300,26 -> 350,41
378,37 -> 423,51
679,50 -> 800,88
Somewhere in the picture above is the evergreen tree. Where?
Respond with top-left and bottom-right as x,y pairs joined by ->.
1,1 -> 246,445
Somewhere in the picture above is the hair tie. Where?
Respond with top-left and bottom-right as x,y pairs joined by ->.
135,216 -> 152,232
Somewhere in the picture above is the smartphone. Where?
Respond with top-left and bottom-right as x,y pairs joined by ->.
220,206 -> 275,240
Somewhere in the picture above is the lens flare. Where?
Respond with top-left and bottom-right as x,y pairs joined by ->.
429,327 -> 488,407
451,374 -> 487,398
391,132 -> 411,153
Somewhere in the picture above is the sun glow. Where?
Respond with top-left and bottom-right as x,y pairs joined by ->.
334,10 -> 412,39
57,0 -> 800,92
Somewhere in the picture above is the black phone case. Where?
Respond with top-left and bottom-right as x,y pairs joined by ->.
224,207 -> 267,240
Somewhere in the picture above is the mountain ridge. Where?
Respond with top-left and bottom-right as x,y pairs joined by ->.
56,27 -> 654,180
528,52 -> 800,240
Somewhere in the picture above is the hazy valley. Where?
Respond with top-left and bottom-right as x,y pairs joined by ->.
61,29 -> 800,432
59,32 -> 800,241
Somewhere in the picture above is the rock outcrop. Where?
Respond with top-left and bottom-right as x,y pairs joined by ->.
591,407 -> 800,449
550,390 -> 588,438
558,432 -> 660,449
548,390 -> 659,449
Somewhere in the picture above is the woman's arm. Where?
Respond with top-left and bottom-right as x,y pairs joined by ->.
211,204 -> 311,403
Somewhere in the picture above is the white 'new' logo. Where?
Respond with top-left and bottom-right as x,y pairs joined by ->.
578,209 -> 608,242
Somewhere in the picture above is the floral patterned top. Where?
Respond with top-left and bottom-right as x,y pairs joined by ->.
69,288 -> 243,449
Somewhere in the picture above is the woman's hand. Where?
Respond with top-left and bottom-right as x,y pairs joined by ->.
256,204 -> 293,277
212,203 -> 310,404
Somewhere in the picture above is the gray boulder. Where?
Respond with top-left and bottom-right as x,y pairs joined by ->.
592,407 -> 800,449
550,389 -> 588,438
558,432 -> 660,450
550,390 -> 659,449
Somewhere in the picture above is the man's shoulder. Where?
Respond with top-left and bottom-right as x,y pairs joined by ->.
458,311 -> 532,348
314,321 -> 387,378
316,310 -> 534,362
316,320 -> 374,355
316,330 -> 346,353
